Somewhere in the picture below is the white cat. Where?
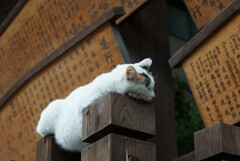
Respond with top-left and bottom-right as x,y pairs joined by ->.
36,58 -> 155,152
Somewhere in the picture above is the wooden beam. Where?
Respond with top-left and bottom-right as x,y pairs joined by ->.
0,7 -> 125,107
168,0 -> 240,68
194,123 -> 240,161
82,92 -> 155,143
0,0 -> 27,35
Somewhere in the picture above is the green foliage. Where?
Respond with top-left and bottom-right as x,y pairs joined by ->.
173,76 -> 204,155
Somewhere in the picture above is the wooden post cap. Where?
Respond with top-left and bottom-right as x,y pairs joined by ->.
194,122 -> 240,161
82,92 -> 155,143
81,134 -> 156,161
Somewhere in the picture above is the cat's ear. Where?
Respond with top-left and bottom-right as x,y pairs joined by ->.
137,58 -> 152,71
126,66 -> 145,82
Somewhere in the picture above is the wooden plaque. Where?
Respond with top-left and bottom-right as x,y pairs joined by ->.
0,0 -> 149,160
0,17 -> 128,161
82,92 -> 155,143
183,0 -> 233,29
169,1 -> 240,127
0,0 -> 148,105
182,12 -> 240,127
81,134 -> 156,161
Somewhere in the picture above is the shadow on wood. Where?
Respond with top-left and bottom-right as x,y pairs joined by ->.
36,135 -> 81,161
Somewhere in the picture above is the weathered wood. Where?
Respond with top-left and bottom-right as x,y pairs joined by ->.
182,11 -> 240,127
194,123 -> 240,161
119,0 -> 178,160
169,2 -> 240,127
82,92 -> 155,143
36,135 -> 81,161
183,0 -> 233,29
0,7 -> 125,107
169,0 -> 240,69
172,152 -> 195,161
0,0 -> 148,105
81,134 -> 156,161
0,20 -> 126,161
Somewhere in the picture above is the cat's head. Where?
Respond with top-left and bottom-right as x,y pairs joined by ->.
115,58 -> 155,102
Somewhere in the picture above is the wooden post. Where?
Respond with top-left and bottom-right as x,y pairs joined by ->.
119,0 -> 178,160
81,134 -> 156,161
82,92 -> 155,143
194,123 -> 240,161
36,135 -> 81,161
172,123 -> 240,161
81,92 -> 156,161
172,152 -> 195,161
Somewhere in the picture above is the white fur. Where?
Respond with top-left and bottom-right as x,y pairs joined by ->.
36,58 -> 155,152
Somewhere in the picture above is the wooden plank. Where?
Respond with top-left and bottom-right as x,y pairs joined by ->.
81,134 -> 156,161
0,0 -> 27,35
36,135 -> 81,161
168,0 -> 240,69
0,22 -> 126,161
182,11 -> 240,127
82,92 -> 155,143
172,152 -> 195,161
0,7 -> 125,107
118,0 -> 178,160
0,0 -> 148,105
183,0 -> 233,29
194,123 -> 240,161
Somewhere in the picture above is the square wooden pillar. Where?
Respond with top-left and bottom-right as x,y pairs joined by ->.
81,134 -> 156,161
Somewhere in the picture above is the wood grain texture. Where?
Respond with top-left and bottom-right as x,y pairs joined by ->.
82,92 -> 155,143
81,134 -> 156,161
36,135 -> 81,161
0,7 -> 125,107
194,122 -> 240,161
182,12 -> 240,127
183,0 -> 233,29
172,152 -> 195,161
0,0 -> 148,105
169,0 -> 240,69
119,0 -> 178,160
0,22 -> 125,161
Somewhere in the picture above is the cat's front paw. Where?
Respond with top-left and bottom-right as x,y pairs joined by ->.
127,91 -> 141,99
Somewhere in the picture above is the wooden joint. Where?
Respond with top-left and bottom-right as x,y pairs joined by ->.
82,92 -> 155,143
81,134 -> 156,161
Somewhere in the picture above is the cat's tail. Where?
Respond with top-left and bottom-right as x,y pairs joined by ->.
36,99 -> 64,136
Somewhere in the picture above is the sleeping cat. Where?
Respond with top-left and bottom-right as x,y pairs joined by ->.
36,58 -> 155,152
